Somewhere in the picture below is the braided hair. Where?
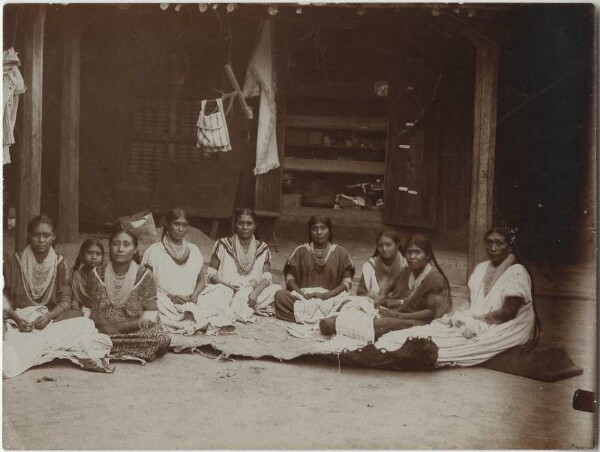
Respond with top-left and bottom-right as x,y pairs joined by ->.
404,234 -> 451,293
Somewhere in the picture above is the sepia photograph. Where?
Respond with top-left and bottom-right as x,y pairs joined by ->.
1,1 -> 596,449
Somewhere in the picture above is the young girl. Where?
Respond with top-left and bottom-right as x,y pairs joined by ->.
72,238 -> 105,318
357,228 -> 408,302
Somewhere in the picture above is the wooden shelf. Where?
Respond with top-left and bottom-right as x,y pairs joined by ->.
284,157 -> 385,176
285,143 -> 385,152
286,115 -> 387,131
282,206 -> 384,225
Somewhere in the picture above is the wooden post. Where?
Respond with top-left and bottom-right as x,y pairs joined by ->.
467,45 -> 501,277
16,5 -> 46,250
58,22 -> 82,243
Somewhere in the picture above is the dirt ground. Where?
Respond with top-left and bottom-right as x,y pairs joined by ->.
2,231 -> 597,449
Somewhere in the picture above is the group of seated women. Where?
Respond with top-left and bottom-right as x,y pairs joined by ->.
3,208 -> 538,378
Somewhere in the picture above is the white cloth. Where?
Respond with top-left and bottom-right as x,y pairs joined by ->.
3,307 -> 112,379
195,283 -> 282,327
361,254 -> 408,294
196,98 -> 232,152
375,261 -> 535,366
242,20 -> 280,175
142,241 -> 207,335
3,48 -> 25,165
334,297 -> 378,343
292,288 -> 350,324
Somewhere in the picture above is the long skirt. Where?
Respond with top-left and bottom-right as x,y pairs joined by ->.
3,311 -> 113,378
197,283 -> 281,326
109,323 -> 171,362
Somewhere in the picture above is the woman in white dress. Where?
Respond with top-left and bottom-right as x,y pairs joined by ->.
200,208 -> 281,324
374,226 -> 540,366
142,208 -> 209,335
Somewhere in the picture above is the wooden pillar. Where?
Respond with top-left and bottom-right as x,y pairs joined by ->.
16,5 -> 46,250
467,45 -> 501,277
58,22 -> 82,243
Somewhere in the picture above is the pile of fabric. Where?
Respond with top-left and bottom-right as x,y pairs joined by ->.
3,48 -> 25,165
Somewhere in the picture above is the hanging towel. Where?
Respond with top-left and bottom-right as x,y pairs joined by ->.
196,98 -> 232,153
242,20 -> 280,175
3,48 -> 26,165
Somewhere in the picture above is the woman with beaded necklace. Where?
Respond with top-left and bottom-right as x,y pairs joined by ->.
142,208 -> 209,335
87,227 -> 170,362
3,215 -> 113,378
274,215 -> 355,323
197,208 -> 281,325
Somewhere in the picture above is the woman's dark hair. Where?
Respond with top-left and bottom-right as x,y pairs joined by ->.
109,227 -> 141,264
73,238 -> 105,271
162,207 -> 190,238
307,215 -> 333,243
404,234 -> 451,292
485,225 -> 541,347
234,208 -> 259,239
484,226 -> 514,245
27,215 -> 56,236
372,227 -> 404,258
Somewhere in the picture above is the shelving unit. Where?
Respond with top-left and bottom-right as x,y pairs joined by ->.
283,157 -> 385,176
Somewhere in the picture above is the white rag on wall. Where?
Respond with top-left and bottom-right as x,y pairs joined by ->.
242,20 -> 280,176
3,48 -> 26,165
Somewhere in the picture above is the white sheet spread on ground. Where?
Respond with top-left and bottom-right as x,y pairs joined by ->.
3,307 -> 113,378
375,262 -> 535,366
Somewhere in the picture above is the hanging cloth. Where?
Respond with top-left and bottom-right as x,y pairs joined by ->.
3,48 -> 26,165
196,98 -> 232,152
242,20 -> 280,175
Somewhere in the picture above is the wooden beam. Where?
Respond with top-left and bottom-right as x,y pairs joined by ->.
16,5 -> 46,250
57,22 -> 82,243
467,45 -> 501,278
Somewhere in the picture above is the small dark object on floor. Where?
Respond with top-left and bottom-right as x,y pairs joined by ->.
319,317 -> 337,336
338,337 -> 438,371
37,376 -> 56,383
573,389 -> 596,413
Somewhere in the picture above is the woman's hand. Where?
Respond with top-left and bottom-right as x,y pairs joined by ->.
169,295 -> 188,305
378,306 -> 400,318
228,283 -> 241,292
32,313 -> 52,330
16,318 -> 33,332
94,319 -> 121,335
248,292 -> 259,308
306,292 -> 328,300
138,317 -> 156,330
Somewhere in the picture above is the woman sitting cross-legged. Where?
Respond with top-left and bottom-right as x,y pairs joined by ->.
374,226 -> 540,366
320,232 -> 452,341
87,227 -> 170,362
197,208 -> 281,326
3,215 -> 112,378
142,208 -> 210,335
274,215 -> 355,324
